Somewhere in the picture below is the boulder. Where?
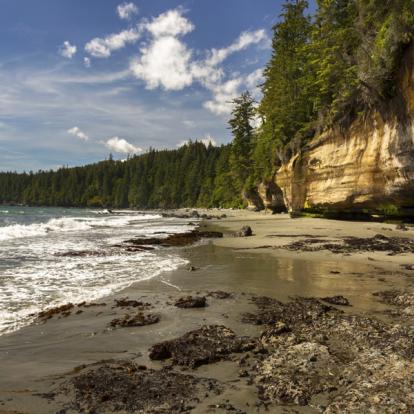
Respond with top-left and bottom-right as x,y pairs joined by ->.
174,296 -> 207,308
235,226 -> 253,237
321,295 -> 351,306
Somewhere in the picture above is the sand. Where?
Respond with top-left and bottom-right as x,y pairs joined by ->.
0,210 -> 413,413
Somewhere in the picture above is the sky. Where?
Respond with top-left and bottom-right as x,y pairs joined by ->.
0,0 -> 305,172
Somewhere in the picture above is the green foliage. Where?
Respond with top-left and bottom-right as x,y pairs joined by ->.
1,0 -> 413,209
251,0 -> 414,188
378,203 -> 400,217
229,91 -> 256,192
255,0 -> 313,178
0,142 -> 241,209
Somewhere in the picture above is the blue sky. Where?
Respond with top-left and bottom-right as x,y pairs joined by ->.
0,0 -> 312,172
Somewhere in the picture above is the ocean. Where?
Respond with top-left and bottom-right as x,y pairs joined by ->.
0,206 -> 195,336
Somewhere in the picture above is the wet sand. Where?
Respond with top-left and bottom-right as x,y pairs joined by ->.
0,211 -> 413,413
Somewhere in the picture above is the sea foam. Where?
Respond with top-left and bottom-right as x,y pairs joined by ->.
0,213 -> 161,241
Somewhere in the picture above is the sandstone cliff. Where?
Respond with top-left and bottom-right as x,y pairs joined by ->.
270,44 -> 414,218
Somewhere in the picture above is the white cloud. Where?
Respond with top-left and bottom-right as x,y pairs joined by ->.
203,78 -> 243,116
85,28 -> 140,58
83,57 -> 91,68
200,134 -> 218,147
178,134 -> 218,148
206,30 -> 268,66
130,10 -> 268,115
202,68 -> 264,116
117,2 -> 138,20
144,9 -> 194,38
130,9 -> 195,90
59,41 -> 77,59
131,36 -> 193,90
67,126 -> 89,141
105,137 -> 142,154
246,68 -> 264,90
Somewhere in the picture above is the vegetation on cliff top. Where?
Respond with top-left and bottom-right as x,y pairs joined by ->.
1,0 -> 413,209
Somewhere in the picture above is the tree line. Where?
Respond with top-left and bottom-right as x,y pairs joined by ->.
1,0 -> 413,209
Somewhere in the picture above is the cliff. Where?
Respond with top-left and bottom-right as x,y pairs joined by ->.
271,44 -> 414,218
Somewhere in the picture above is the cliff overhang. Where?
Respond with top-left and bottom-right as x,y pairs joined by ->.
272,43 -> 414,220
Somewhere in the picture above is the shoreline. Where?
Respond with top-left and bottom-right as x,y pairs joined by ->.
0,210 -> 413,413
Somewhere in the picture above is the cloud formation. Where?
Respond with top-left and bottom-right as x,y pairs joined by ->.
131,36 -> 193,90
82,6 -> 267,115
105,137 -> 142,154
85,28 -> 140,58
130,9 -> 194,90
67,126 -> 89,141
59,41 -> 77,59
178,134 -> 218,148
206,30 -> 268,66
117,2 -> 138,20
203,78 -> 243,116
128,8 -> 268,114
143,9 -> 194,38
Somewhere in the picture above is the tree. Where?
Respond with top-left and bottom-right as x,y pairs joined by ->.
229,91 -> 256,191
255,0 -> 313,180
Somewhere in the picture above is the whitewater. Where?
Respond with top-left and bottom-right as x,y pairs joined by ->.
0,206 -> 195,336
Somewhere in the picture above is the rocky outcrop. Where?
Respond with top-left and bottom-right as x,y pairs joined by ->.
243,181 -> 286,212
242,188 -> 264,211
275,44 -> 414,217
257,181 -> 286,212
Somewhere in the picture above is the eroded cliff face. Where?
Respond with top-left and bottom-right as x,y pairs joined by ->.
275,45 -> 414,216
243,181 -> 286,212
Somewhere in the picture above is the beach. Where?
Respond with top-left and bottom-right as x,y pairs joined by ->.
0,210 -> 413,413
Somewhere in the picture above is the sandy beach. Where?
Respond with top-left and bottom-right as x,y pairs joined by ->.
0,211 -> 413,413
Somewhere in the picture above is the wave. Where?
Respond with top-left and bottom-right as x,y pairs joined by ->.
0,213 -> 161,242
0,252 -> 187,336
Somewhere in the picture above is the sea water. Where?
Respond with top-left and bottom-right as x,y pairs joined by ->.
0,206 -> 194,335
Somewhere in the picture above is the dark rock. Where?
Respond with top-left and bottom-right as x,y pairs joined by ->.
191,210 -> 200,218
58,361 -> 221,413
207,291 -> 233,299
241,296 -> 334,326
321,295 -> 351,306
37,304 -> 74,320
260,322 -> 290,339
114,298 -> 151,309
148,343 -> 172,360
149,325 -> 255,368
373,290 -> 414,307
244,294 -> 414,411
373,290 -> 414,320
123,230 -> 223,249
109,312 -> 159,328
235,226 -> 253,237
124,245 -> 155,252
285,234 -> 414,255
175,296 -> 207,308
54,250 -> 105,257
81,302 -> 106,308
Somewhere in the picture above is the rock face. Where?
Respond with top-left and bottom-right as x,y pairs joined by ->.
275,44 -> 414,216
257,181 -> 286,212
235,226 -> 253,237
243,181 -> 286,212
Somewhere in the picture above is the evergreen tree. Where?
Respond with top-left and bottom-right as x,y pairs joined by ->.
255,0 -> 313,180
229,91 -> 256,192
